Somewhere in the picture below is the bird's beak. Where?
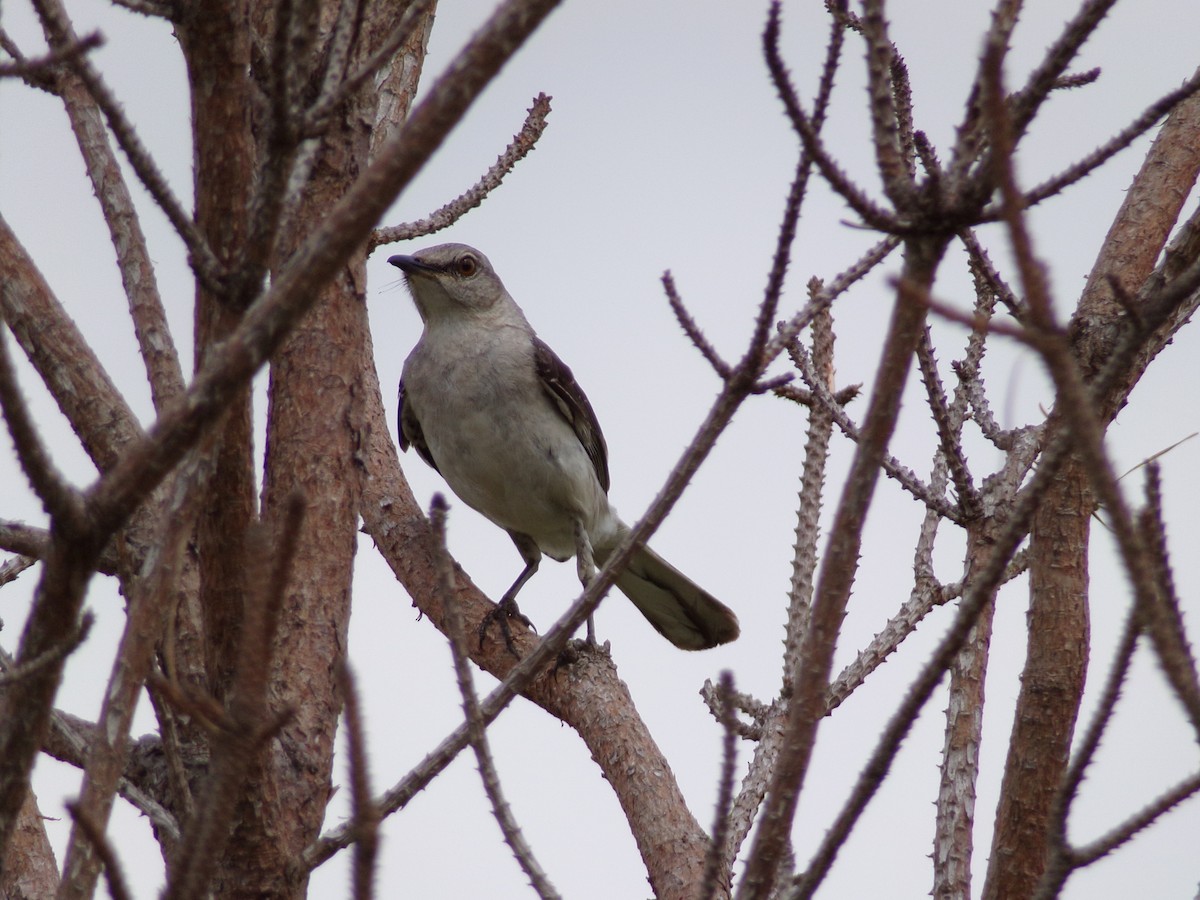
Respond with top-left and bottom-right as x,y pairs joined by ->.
388,254 -> 437,276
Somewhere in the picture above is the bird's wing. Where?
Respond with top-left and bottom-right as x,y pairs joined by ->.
398,379 -> 441,474
532,336 -> 611,493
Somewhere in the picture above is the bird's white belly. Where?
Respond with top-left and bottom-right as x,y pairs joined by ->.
412,358 -> 611,560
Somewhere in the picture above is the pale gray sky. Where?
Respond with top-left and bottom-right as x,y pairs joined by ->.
2,1 -> 1199,897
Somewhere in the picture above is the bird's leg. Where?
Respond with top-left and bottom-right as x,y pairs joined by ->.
479,532 -> 540,657
573,519 -> 598,645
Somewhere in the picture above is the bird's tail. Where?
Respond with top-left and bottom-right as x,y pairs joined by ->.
609,542 -> 739,650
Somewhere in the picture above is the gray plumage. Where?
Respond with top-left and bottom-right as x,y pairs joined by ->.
390,243 -> 738,651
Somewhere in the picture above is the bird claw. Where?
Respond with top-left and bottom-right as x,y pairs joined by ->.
478,598 -> 535,658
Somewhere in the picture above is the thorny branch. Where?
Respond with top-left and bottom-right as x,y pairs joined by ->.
430,496 -> 560,900
371,93 -> 553,248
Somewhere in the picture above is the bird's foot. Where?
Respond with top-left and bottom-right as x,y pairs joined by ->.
478,598 -> 535,658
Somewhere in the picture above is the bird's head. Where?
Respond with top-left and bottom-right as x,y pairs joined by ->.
388,243 -> 508,322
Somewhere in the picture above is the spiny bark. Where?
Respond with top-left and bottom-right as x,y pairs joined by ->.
983,82 -> 1200,900
177,0 -> 259,705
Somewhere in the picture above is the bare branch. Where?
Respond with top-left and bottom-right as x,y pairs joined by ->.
700,671 -> 740,900
0,29 -> 102,81
0,325 -> 87,530
789,421 -> 1081,900
57,460 -> 198,900
859,0 -> 914,205
1007,0 -> 1118,140
742,253 -> 941,898
1068,771 -> 1200,869
337,664 -> 379,900
30,0 -> 224,293
763,2 -> 901,233
47,25 -> 185,410
931,525 -> 998,900
64,802 -> 134,900
789,337 -> 961,522
1035,604 -> 1141,899
781,301 -> 835,680
0,521 -> 121,576
1009,68 -> 1200,212
1134,464 -> 1200,738
0,210 -> 144,477
915,327 -> 978,517
0,555 -> 37,587
662,271 -> 732,379
371,93 -> 553,248
431,496 -> 560,900
766,235 -> 901,360
0,613 -> 92,687
163,498 -> 304,900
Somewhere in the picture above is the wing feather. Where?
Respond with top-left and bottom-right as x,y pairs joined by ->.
532,337 -> 610,493
398,379 -> 441,474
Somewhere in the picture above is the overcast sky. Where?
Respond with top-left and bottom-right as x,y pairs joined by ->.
2,1 -> 1199,897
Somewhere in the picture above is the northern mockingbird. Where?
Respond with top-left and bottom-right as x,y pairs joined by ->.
389,243 -> 739,651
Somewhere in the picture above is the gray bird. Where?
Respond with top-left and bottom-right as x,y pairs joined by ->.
389,243 -> 739,651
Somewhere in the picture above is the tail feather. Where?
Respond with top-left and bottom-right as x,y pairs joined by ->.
613,544 -> 739,650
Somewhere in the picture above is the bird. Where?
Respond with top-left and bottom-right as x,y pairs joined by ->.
389,242 -> 739,652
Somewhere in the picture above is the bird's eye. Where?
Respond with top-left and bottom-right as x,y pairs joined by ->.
456,256 -> 478,277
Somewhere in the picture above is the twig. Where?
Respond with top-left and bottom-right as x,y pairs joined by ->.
231,0 -> 302,307
915,327 -> 979,517
782,300 -> 835,676
308,0 -> 362,125
699,671 -> 740,900
700,679 -> 768,741
789,338 -> 961,522
763,2 -> 901,233
766,235 -> 901,361
337,664 -> 379,900
1007,0 -> 1119,141
65,801 -> 134,900
1069,770 -> 1200,868
145,669 -> 195,825
0,672 -> 183,844
0,554 -> 37,587
48,28 -> 185,410
663,271 -> 731,379
788,417 -> 1081,900
1134,465 -> 1200,738
30,0 -> 224,293
57,461 -> 197,900
1002,69 -> 1200,213
1035,601 -> 1141,898
431,495 -> 560,900
827,545 -> 1030,714
931,523 -> 999,900
0,612 -> 93,686
0,29 -> 102,81
0,324 -> 87,530
741,250 -> 942,898
859,0 -> 914,205
371,93 -> 553,248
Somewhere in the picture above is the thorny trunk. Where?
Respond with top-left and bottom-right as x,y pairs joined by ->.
982,458 -> 1092,900
933,526 -> 998,900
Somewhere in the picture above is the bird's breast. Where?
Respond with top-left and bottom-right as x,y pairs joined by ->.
403,333 -> 611,558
